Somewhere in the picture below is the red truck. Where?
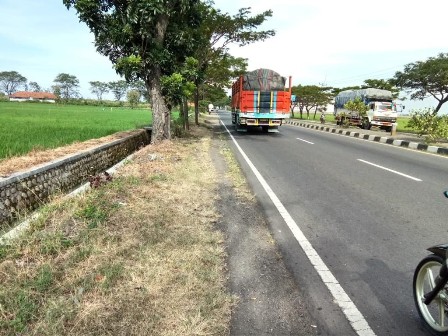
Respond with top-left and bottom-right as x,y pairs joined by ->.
231,68 -> 292,132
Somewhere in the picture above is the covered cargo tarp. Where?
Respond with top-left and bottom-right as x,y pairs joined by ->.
334,88 -> 393,108
242,68 -> 286,91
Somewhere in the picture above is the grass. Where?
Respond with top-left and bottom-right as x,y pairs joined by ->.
0,121 -> 234,336
0,102 -> 153,159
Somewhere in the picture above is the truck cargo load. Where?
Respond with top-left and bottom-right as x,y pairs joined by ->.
241,68 -> 287,91
231,68 -> 291,132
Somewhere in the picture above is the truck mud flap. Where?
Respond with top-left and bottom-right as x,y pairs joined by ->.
235,124 -> 247,132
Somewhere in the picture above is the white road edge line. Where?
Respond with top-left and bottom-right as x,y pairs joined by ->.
221,120 -> 376,336
296,137 -> 314,144
358,159 -> 422,181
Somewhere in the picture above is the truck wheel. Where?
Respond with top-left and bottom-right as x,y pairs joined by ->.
363,121 -> 371,130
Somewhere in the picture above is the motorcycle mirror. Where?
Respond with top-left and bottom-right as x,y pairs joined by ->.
444,190 -> 448,198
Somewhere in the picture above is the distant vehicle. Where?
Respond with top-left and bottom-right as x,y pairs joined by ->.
231,68 -> 292,133
334,88 -> 402,132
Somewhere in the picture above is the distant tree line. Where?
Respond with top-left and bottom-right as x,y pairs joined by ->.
0,70 -> 151,105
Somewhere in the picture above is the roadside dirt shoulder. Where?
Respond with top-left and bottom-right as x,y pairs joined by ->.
209,125 -> 318,335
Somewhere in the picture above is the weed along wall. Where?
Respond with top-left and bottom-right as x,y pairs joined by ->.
0,129 -> 151,229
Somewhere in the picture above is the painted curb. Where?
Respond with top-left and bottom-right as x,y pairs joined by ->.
285,120 -> 448,156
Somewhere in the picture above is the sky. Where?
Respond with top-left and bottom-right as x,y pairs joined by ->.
1,0 -> 447,112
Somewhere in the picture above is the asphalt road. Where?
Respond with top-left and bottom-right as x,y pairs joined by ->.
217,110 -> 448,336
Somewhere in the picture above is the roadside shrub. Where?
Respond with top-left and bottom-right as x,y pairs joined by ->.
127,90 -> 141,109
406,107 -> 448,143
336,112 -> 351,128
0,93 -> 9,102
171,115 -> 187,138
344,98 -> 368,116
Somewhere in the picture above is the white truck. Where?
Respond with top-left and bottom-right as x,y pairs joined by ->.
334,88 -> 402,132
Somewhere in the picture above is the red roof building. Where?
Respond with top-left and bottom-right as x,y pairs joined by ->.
9,91 -> 57,102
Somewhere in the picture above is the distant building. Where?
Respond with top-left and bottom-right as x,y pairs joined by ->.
9,91 -> 57,103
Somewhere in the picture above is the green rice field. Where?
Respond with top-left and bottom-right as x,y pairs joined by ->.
0,102 -> 153,160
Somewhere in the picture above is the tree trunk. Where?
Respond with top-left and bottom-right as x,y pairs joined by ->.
183,98 -> 189,130
194,86 -> 200,125
179,98 -> 186,129
148,74 -> 171,143
148,14 -> 171,143
434,97 -> 448,113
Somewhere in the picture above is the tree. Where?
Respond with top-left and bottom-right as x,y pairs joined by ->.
161,57 -> 199,131
190,5 -> 274,124
407,107 -> 448,143
291,85 -> 333,119
52,85 -> 62,101
127,90 -> 140,109
393,53 -> 448,112
344,97 -> 368,116
63,0 -> 204,143
0,71 -> 27,95
53,73 -> 80,100
29,81 -> 41,92
200,52 -> 247,108
108,80 -> 128,101
89,81 -> 109,101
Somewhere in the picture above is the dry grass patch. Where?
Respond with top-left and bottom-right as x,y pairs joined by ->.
0,126 -> 233,336
218,139 -> 254,203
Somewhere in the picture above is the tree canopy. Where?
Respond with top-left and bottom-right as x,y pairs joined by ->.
393,53 -> 448,112
291,85 -> 333,118
89,81 -> 109,101
29,81 -> 42,92
344,97 -> 368,116
0,71 -> 27,95
190,5 -> 274,123
53,73 -> 80,100
108,80 -> 128,102
63,0 -> 204,143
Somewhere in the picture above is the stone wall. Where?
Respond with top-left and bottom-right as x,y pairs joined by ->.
0,129 -> 151,229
